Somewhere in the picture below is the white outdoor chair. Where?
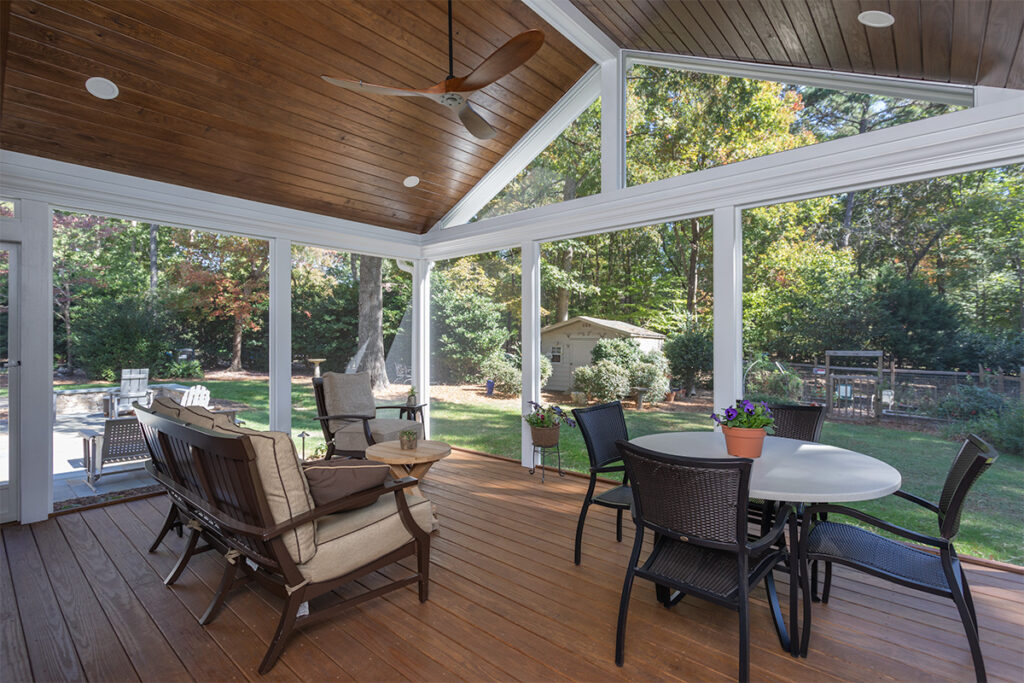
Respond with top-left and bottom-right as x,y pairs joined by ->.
180,384 -> 211,408
106,368 -> 153,416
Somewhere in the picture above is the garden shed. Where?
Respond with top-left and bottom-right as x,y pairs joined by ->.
541,316 -> 664,391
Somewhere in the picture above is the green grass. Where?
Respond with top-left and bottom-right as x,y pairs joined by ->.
56,379 -> 1023,564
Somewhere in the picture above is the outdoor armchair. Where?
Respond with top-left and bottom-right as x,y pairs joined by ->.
80,415 -> 150,488
798,434 -> 998,682
313,371 -> 423,458
135,402 -> 434,674
106,367 -> 153,416
570,401 -> 631,565
614,440 -> 796,681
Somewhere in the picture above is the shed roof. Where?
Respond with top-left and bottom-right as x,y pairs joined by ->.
540,316 -> 665,339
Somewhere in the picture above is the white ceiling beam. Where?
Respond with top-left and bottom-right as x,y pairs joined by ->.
627,51 -> 976,106
430,65 -> 600,231
522,0 -> 619,64
0,151 -> 421,260
421,97 -> 1024,260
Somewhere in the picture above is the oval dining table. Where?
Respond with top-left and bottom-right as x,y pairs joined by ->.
629,430 -> 902,656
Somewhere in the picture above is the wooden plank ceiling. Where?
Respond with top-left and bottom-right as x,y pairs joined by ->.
0,0 -> 593,233
571,0 -> 1024,89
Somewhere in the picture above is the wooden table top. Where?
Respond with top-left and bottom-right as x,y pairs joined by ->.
365,440 -> 452,465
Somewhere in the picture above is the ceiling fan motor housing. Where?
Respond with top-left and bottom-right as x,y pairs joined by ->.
439,92 -> 466,108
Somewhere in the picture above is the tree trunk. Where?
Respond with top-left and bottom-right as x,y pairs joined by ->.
228,314 -> 244,371
685,218 -> 701,315
148,223 -> 158,295
556,243 -> 573,322
357,255 -> 389,390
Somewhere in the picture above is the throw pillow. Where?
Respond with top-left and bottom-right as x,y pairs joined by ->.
302,458 -> 392,509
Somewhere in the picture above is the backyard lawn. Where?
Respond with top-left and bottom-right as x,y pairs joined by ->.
57,378 -> 1024,564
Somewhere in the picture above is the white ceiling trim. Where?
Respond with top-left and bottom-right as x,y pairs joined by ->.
0,150 -> 421,259
627,51 -> 976,106
431,65 -> 601,231
522,0 -> 619,64
421,96 -> 1024,260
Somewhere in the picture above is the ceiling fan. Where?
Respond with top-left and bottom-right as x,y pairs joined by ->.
321,0 -> 544,140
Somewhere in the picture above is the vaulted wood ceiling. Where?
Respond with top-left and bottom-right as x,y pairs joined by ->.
571,0 -> 1024,88
0,0 -> 593,233
2,2 -> 1022,236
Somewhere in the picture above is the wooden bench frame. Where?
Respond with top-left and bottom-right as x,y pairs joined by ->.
135,404 -> 431,674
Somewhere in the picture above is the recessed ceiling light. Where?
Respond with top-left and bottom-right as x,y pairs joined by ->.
857,10 -> 894,28
402,175 -> 420,188
85,77 -> 119,100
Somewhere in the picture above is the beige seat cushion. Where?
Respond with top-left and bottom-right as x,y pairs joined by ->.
299,493 -> 435,583
333,418 -> 424,452
211,422 -> 317,565
150,397 -> 235,430
322,371 -> 377,435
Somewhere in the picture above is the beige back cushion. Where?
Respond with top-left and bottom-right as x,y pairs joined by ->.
211,423 -> 317,565
323,372 -> 377,433
150,397 -> 234,430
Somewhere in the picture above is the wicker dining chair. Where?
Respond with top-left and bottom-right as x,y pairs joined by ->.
798,435 -> 998,682
614,441 -> 796,681
570,401 -> 632,565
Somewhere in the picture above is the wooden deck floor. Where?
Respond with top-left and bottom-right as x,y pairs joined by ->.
3,450 -> 1023,682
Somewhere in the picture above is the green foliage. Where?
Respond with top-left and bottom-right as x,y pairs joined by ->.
712,400 -> 775,429
479,351 -> 551,396
943,402 -> 1024,457
664,320 -> 713,393
591,337 -> 643,367
746,369 -> 803,402
431,270 -> 509,383
940,329 -> 1024,373
869,268 -> 959,367
573,360 -> 630,402
933,385 -> 1007,421
74,297 -> 171,380
631,360 -> 669,398
161,359 -> 203,379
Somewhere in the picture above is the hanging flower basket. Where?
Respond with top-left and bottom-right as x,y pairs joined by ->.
721,426 -> 767,458
530,425 -> 561,448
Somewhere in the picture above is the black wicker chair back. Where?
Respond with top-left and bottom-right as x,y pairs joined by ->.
938,434 -> 997,539
620,441 -> 748,547
613,440 -> 794,681
574,401 -> 629,469
766,403 -> 826,442
568,401 -> 632,565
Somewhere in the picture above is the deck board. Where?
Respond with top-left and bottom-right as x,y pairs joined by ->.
3,449 -> 1023,682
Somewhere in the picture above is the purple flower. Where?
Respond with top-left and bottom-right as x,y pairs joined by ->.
724,407 -> 738,421
710,412 -> 721,424
742,399 -> 754,413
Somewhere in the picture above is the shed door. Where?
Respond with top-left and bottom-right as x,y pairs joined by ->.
569,338 -> 598,372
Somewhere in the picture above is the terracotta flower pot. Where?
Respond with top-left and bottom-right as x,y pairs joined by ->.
530,425 -> 561,448
721,426 -> 766,458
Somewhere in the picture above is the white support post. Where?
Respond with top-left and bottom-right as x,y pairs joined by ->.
521,240 -> 542,468
268,238 -> 292,435
8,200 -> 54,523
600,56 -> 626,193
411,259 -> 432,439
712,206 -> 743,416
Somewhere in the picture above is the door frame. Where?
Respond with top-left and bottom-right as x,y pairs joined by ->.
0,241 -> 21,523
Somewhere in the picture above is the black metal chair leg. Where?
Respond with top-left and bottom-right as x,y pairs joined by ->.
738,600 -> 750,682
821,561 -> 833,603
616,508 -> 623,542
959,564 -> 979,628
949,570 -> 987,682
149,505 -> 179,553
799,544 -> 814,657
811,560 -> 820,602
574,477 -> 597,565
763,571 -> 789,652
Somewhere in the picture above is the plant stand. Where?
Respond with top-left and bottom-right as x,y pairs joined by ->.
529,444 -> 564,483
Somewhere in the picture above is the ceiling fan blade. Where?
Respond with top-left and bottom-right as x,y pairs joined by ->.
453,29 -> 545,92
457,102 -> 497,140
321,75 -> 439,99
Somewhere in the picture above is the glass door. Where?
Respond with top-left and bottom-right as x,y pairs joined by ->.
0,243 -> 19,522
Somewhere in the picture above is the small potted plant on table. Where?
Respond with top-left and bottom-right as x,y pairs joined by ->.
711,399 -> 775,458
399,429 -> 419,450
407,386 -> 418,407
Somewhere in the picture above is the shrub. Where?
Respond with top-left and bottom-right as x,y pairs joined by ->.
74,296 -> 171,380
591,337 -> 643,368
431,272 -> 509,383
665,320 -> 712,394
933,385 -> 1006,420
944,401 -> 1023,457
630,358 -> 669,399
161,358 -> 204,379
479,352 -> 552,396
746,369 -> 803,402
573,360 -> 630,402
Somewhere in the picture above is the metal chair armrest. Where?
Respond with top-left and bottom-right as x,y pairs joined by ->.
803,503 -> 949,549
79,428 -> 102,439
592,465 -> 626,475
314,413 -> 374,422
748,503 -> 794,554
892,489 -> 941,514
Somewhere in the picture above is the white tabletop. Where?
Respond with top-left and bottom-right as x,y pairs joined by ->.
629,432 -> 901,503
